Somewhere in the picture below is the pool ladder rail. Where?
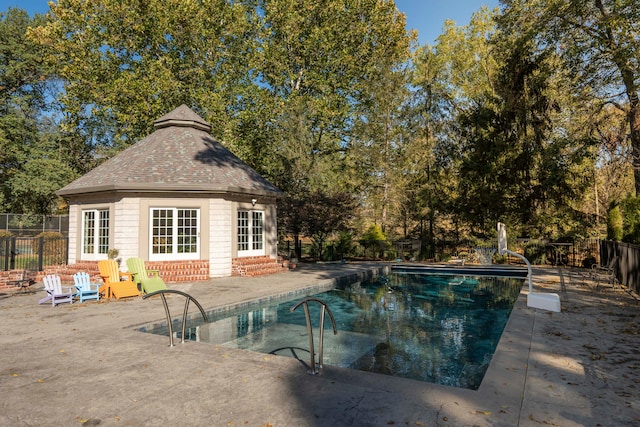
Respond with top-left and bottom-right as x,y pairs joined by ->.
290,297 -> 338,375
143,291 -> 338,375
142,289 -> 209,347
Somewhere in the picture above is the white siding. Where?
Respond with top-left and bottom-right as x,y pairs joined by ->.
266,204 -> 278,258
68,204 -> 79,263
209,198 -> 232,277
113,197 -> 141,267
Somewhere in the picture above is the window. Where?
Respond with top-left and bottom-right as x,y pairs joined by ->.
237,210 -> 264,256
150,208 -> 200,260
82,209 -> 109,259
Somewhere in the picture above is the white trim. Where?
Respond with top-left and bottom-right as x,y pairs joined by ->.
149,207 -> 200,261
237,209 -> 265,257
81,208 -> 110,260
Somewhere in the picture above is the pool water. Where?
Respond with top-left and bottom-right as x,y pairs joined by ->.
143,272 -> 524,389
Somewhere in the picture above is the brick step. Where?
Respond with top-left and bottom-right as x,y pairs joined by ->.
238,262 -> 283,270
231,256 -> 288,277
243,267 -> 288,277
232,257 -> 280,266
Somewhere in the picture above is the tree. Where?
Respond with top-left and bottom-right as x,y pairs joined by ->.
348,61 -> 411,235
302,191 -> 357,260
256,0 -> 412,201
431,4 -> 596,238
29,0 -> 258,148
410,8 -> 502,238
278,190 -> 356,261
607,203 -> 623,240
0,8 -> 68,214
499,0 -> 640,193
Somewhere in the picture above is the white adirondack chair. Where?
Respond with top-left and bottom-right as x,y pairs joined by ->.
39,275 -> 73,307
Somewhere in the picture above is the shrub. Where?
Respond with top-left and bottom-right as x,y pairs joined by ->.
360,225 -> 389,259
607,203 -> 623,241
524,243 -> 546,265
334,231 -> 355,260
439,252 -> 452,262
493,253 -> 507,264
33,231 -> 66,265
621,196 -> 640,244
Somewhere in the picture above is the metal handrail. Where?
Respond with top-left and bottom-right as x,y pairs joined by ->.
143,289 -> 209,347
290,297 -> 338,375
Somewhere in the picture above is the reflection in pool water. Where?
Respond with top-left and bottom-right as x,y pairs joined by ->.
143,271 -> 524,389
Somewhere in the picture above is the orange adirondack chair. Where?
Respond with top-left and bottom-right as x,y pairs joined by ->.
97,260 -> 140,299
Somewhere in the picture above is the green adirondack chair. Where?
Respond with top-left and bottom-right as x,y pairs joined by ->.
126,257 -> 168,294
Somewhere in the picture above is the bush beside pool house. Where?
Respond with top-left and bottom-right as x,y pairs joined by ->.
56,105 -> 286,282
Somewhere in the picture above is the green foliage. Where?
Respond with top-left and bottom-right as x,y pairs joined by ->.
0,0 -> 635,245
607,204 -> 623,241
620,196 -> 640,244
32,231 -> 65,265
438,252 -> 452,262
30,0 -> 258,147
0,230 -> 13,238
279,191 -> 357,260
498,0 -> 640,194
333,231 -> 355,260
492,253 -> 507,264
524,243 -> 547,265
0,8 -> 62,214
361,224 -> 387,242
360,224 -> 391,259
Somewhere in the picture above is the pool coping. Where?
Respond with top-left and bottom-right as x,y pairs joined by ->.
2,262 -> 638,426
140,265 -> 527,393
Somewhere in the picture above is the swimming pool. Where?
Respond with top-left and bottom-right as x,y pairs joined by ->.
142,268 -> 526,389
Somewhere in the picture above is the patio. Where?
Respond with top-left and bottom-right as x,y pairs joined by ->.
0,263 -> 638,426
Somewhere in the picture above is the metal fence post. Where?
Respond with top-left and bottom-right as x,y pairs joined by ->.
9,237 -> 16,270
2,238 -> 9,271
38,236 -> 44,272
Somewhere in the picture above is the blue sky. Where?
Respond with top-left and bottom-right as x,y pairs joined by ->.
2,0 -> 499,47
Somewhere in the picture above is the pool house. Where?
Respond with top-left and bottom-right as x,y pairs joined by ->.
56,105 -> 285,282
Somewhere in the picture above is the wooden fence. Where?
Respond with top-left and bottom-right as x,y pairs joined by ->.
599,240 -> 640,294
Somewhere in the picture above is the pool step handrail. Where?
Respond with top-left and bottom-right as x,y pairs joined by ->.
290,297 -> 338,375
143,289 -> 209,347
497,222 -> 561,312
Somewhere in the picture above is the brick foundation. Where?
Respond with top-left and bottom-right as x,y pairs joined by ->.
0,259 -> 210,293
231,256 -> 289,277
1,257 -> 289,293
143,260 -> 210,283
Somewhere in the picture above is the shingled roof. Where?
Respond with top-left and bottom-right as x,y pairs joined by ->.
57,105 -> 282,197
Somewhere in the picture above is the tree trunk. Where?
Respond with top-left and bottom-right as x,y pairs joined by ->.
629,99 -> 640,195
594,0 -> 640,194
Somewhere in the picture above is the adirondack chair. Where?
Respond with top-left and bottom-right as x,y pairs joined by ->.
39,274 -> 74,307
125,257 -> 168,294
73,272 -> 100,303
97,260 -> 140,299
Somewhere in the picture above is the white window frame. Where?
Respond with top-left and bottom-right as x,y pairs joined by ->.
81,208 -> 110,260
150,208 -> 200,261
237,209 -> 264,257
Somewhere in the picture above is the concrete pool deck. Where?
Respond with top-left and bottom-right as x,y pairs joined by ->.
1,262 -> 639,426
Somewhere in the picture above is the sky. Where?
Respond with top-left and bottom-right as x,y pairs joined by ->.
2,0 -> 499,47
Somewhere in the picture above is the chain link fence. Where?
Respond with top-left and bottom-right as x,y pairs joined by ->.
0,213 -> 69,237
